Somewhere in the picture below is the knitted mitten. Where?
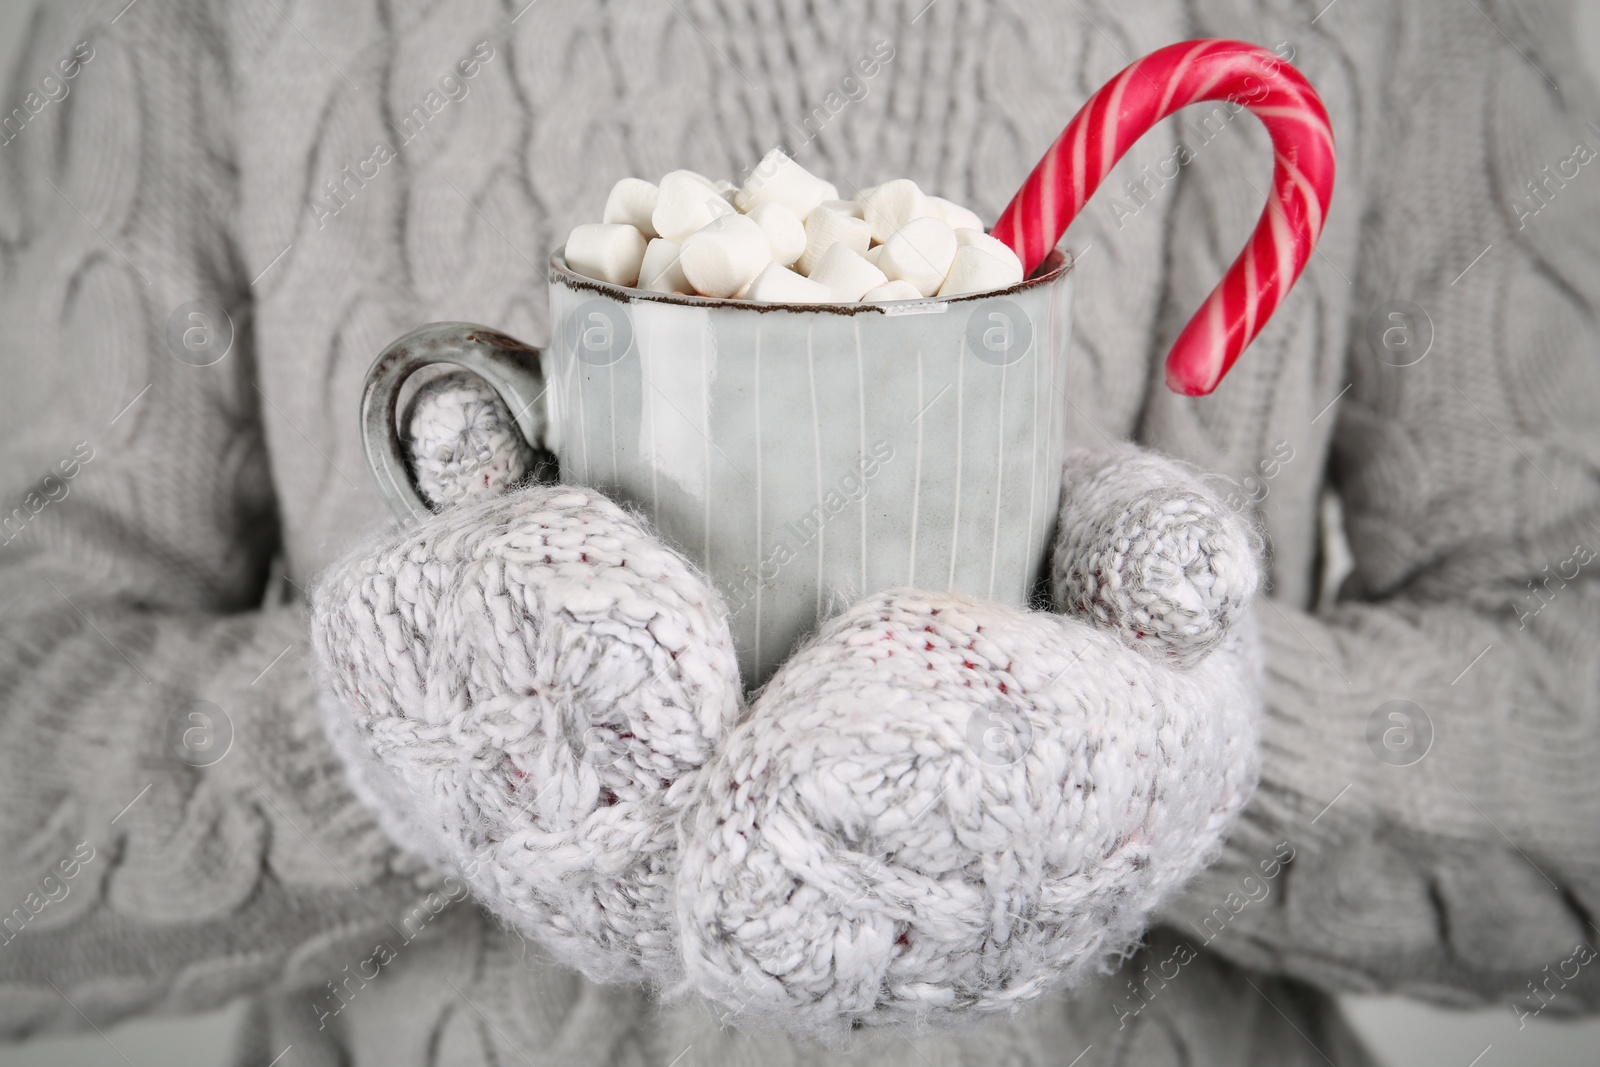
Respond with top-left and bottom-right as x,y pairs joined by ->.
1051,448 -> 1261,669
310,483 -> 741,986
404,371 -> 538,509
675,448 -> 1263,1039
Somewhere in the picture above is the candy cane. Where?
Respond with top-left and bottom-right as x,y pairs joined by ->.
991,40 -> 1335,396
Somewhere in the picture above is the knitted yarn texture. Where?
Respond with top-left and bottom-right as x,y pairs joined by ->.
680,590 -> 1261,1041
406,371 -> 538,509
1052,448 -> 1264,669
311,389 -> 1264,1035
311,485 -> 743,985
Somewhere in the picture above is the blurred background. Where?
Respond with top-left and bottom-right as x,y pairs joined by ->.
2,1 -> 1600,1065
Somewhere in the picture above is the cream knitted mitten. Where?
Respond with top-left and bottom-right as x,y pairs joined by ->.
312,484 -> 742,985
310,396 -> 1264,1036
677,452 -> 1262,1039
403,372 -> 539,508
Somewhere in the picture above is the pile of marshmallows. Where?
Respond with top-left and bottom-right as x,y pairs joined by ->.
564,149 -> 1025,304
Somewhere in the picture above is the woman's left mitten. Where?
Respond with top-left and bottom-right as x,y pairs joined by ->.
674,447 -> 1264,1037
311,484 -> 741,986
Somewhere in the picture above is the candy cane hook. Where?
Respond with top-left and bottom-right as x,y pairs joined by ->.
991,40 -> 1336,396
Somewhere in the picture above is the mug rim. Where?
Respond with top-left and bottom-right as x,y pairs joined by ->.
548,247 -> 1071,315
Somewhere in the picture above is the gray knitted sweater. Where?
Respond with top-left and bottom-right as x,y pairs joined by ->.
3,1 -> 1598,1064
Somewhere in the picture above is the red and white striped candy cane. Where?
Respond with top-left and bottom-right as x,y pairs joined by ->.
991,39 -> 1336,396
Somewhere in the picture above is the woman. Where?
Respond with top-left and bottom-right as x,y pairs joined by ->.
2,0 -> 1596,1063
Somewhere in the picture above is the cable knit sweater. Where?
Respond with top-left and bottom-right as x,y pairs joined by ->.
2,1 -> 1598,1064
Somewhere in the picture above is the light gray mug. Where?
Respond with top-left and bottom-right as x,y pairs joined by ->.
363,249 -> 1073,687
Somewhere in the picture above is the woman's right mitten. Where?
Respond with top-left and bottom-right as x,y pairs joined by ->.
310,483 -> 741,987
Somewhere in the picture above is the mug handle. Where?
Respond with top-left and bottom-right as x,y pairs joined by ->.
361,321 -> 552,521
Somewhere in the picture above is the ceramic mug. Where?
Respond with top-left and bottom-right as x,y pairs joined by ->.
363,249 -> 1073,687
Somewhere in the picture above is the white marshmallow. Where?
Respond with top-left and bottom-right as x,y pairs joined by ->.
639,237 -> 692,294
743,262 -> 833,303
602,178 -> 660,237
796,203 -> 871,276
745,202 -> 807,267
653,170 -> 735,242
734,148 -> 839,221
862,244 -> 885,268
679,213 -> 772,298
954,227 -> 1015,258
862,279 -> 925,301
937,243 -> 1025,297
565,223 -> 648,287
713,178 -> 739,203
928,196 -> 984,234
818,198 -> 864,219
860,179 -> 934,244
807,244 -> 888,302
876,216 -> 958,296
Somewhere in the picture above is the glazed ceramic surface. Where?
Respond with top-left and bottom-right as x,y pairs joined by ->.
364,252 -> 1073,688
544,252 -> 1072,686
